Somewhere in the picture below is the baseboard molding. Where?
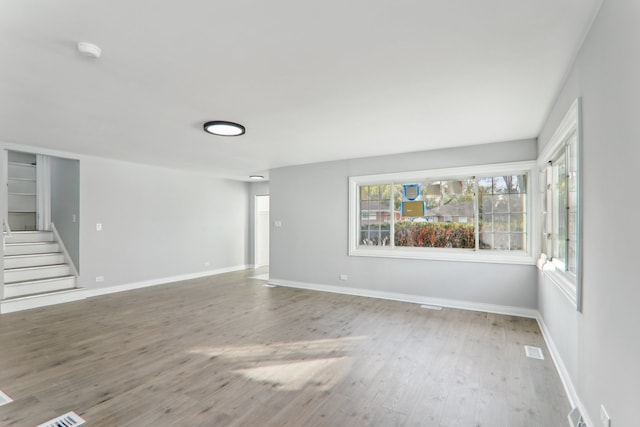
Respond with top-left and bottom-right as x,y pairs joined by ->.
87,264 -> 250,298
0,288 -> 87,314
536,314 -> 594,427
268,278 -> 538,319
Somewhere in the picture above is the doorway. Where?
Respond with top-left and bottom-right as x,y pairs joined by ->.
254,195 -> 270,268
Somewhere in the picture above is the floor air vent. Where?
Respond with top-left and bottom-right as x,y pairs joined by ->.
36,411 -> 85,427
0,389 -> 13,407
524,345 -> 545,360
420,304 -> 442,310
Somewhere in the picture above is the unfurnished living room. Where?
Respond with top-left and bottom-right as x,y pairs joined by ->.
0,0 -> 638,426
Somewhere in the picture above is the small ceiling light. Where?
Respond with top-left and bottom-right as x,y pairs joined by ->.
77,42 -> 102,58
203,121 -> 245,136
249,175 -> 265,180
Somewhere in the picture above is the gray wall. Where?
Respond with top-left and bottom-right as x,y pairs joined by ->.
51,156 -> 80,269
538,0 -> 640,424
248,181 -> 270,266
77,156 -> 249,288
270,139 -> 539,310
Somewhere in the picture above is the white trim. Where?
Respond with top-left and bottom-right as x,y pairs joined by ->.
538,98 -> 580,168
36,154 -> 51,231
353,160 -> 537,183
50,222 -> 79,277
537,98 -> 582,311
268,277 -> 538,319
0,288 -> 87,314
86,264 -> 250,297
542,268 -> 578,307
350,246 -> 536,265
536,314 -> 594,427
349,160 -> 538,264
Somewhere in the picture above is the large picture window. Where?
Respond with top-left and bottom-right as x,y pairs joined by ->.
349,162 -> 537,264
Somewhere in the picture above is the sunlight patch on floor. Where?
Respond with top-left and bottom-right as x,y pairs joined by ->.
188,336 -> 365,360
233,357 -> 353,391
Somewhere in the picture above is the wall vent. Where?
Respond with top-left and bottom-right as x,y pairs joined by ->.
420,304 -> 442,310
36,411 -> 85,427
524,345 -> 545,360
0,389 -> 13,407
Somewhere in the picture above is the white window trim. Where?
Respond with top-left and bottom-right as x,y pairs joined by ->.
349,160 -> 539,265
537,98 -> 582,310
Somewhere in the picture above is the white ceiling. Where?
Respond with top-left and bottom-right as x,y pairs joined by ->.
0,0 -> 602,181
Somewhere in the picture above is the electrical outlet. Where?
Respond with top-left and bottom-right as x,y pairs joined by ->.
95,276 -> 104,283
600,405 -> 610,427
96,223 -> 102,231
339,274 -> 348,281
274,220 -> 282,228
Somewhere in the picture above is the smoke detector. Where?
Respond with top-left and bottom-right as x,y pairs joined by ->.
77,42 -> 101,59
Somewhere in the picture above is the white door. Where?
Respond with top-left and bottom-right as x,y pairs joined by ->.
255,195 -> 270,267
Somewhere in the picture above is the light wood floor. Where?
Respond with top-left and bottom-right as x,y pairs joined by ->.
0,269 -> 570,426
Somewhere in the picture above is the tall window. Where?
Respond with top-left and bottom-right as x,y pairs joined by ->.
539,98 -> 581,309
349,162 -> 536,264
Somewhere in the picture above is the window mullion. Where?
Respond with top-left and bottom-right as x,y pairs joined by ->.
564,144 -> 571,273
390,182 -> 395,248
474,176 -> 479,251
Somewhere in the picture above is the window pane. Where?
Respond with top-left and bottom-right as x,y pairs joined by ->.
358,184 -> 391,247
493,233 -> 509,250
552,155 -> 567,268
493,214 -> 509,232
360,186 -> 369,201
479,232 -> 493,249
396,179 -> 475,249
478,174 -> 528,251
509,194 -> 524,212
510,213 -> 525,232
566,136 -> 578,274
510,233 -> 524,250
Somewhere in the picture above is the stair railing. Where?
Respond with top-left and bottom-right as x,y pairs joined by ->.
2,217 -> 11,252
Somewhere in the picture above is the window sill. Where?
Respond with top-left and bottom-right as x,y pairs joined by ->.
538,261 -> 577,307
349,247 -> 536,265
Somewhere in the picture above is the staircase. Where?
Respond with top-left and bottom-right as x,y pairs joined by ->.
2,231 -> 85,314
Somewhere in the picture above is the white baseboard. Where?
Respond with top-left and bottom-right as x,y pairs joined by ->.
0,288 -> 87,314
87,264 -> 250,297
268,278 -> 538,319
536,314 -> 594,427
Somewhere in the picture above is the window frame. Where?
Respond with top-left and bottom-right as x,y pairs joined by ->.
537,98 -> 583,311
348,161 -> 539,265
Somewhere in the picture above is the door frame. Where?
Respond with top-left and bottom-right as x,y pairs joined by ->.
254,194 -> 270,268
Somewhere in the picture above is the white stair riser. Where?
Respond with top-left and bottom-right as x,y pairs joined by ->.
0,289 -> 86,314
4,243 -> 59,256
5,265 -> 71,283
4,232 -> 54,244
4,277 -> 77,299
4,254 -> 65,269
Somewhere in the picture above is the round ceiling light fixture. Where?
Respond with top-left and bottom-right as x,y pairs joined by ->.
203,121 -> 245,136
249,175 -> 265,180
77,42 -> 102,58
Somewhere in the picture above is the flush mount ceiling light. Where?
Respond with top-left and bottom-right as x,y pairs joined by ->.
249,175 -> 265,180
203,121 -> 245,136
77,42 -> 102,58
